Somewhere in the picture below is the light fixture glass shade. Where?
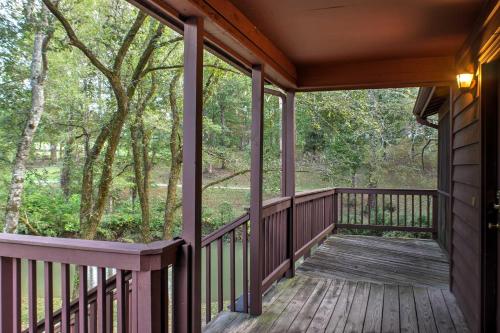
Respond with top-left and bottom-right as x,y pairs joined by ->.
456,73 -> 474,89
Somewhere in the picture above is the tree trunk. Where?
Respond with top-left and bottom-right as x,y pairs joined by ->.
4,5 -> 50,232
163,73 -> 182,240
60,135 -> 75,198
130,83 -> 155,242
50,142 -> 57,164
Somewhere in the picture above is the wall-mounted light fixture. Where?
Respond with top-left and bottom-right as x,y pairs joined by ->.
456,73 -> 474,90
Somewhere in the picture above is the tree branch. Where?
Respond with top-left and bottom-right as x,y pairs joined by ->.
42,0 -> 114,80
127,23 -> 164,98
113,11 -> 147,73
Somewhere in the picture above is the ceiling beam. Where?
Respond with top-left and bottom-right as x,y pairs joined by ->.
130,0 -> 298,89
297,56 -> 456,91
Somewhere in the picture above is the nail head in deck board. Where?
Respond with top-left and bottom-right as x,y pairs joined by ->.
344,281 -> 370,333
287,279 -> 331,332
382,284 -> 399,333
399,285 -> 418,333
362,283 -> 384,333
413,286 -> 438,333
324,280 -> 358,333
427,288 -> 456,332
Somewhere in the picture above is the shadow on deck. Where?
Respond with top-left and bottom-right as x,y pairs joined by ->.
204,235 -> 470,333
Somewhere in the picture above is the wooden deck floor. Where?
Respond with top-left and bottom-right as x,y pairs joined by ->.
204,235 -> 469,333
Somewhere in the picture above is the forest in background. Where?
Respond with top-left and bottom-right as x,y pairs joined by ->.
0,0 -> 437,243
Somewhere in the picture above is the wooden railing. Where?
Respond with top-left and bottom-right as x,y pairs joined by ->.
335,188 -> 437,237
201,213 -> 249,324
0,187 -> 437,332
0,234 -> 185,333
294,189 -> 336,260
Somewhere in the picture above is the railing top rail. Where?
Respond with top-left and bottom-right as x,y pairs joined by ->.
295,188 -> 335,198
201,213 -> 249,247
0,233 -> 184,271
334,188 -> 437,195
262,196 -> 291,208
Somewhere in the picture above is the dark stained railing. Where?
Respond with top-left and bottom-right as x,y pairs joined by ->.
335,188 -> 437,237
0,187 -> 437,332
201,213 -> 249,324
0,235 -> 184,333
261,197 -> 292,292
294,189 -> 336,260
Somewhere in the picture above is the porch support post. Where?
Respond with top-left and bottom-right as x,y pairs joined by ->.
181,16 -> 203,333
250,64 -> 264,316
283,91 -> 296,278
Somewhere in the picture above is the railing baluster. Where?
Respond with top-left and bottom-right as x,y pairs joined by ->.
242,222 -> 248,313
412,195 -> 415,226
105,292 -> 113,333
162,267 -> 169,333
419,195 -> 423,227
0,257 -> 14,333
97,268 -> 106,333
397,195 -> 400,226
389,194 -> 393,225
28,259 -> 37,333
61,263 -> 71,333
217,238 -> 223,312
89,300 -> 97,333
116,269 -> 126,333
360,194 -> 364,225
427,195 -> 431,227
354,194 -> 357,224
230,230 -> 236,311
14,258 -> 21,333
205,243 -> 211,323
382,195 -> 385,224
74,310 -> 79,333
45,262 -> 54,333
368,193 -> 371,225
340,194 -> 343,223
405,194 -> 408,227
347,193 -> 350,223
79,265 -> 88,333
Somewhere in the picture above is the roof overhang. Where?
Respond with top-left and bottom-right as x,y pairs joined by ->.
130,0 -> 498,92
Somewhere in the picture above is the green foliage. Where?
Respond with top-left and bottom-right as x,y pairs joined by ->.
0,0 -> 437,242
19,184 -> 80,236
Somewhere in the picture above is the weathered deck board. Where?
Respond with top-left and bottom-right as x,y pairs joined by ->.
204,235 -> 469,333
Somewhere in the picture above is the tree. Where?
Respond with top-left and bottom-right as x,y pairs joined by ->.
42,0 -> 181,239
5,0 -> 53,232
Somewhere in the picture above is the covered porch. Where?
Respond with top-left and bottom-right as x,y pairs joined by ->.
205,235 -> 468,333
0,0 -> 498,332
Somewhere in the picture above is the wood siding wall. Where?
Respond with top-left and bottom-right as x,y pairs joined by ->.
451,87 -> 482,333
438,102 -> 451,252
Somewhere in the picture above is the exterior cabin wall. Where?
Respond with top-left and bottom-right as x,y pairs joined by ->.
450,86 -> 482,332
437,101 -> 451,252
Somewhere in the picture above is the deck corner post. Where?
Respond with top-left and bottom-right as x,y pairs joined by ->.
333,191 -> 339,233
250,64 -> 264,316
181,15 -> 204,333
283,90 -> 296,278
432,194 -> 438,239
173,244 -> 191,333
0,256 -> 13,333
132,270 -> 163,333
